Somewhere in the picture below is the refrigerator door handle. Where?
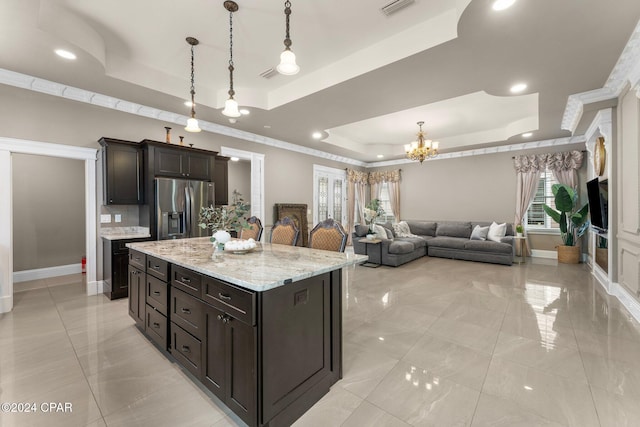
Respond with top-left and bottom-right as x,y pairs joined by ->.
184,185 -> 192,236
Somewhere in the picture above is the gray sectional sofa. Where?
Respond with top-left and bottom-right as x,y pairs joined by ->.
353,220 -> 515,267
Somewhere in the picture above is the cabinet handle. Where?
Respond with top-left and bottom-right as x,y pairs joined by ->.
181,308 -> 191,314
217,314 -> 230,324
181,345 -> 191,353
181,277 -> 191,283
153,322 -> 160,328
218,293 -> 232,301
153,291 -> 161,296
154,265 -> 160,269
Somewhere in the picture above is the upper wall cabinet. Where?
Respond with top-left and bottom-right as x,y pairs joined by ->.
214,156 -> 229,206
99,138 -> 143,205
154,146 -> 212,181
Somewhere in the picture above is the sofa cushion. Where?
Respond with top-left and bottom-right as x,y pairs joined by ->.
382,221 -> 396,237
393,221 -> 417,237
384,228 -> 394,239
436,222 -> 472,239
427,236 -> 468,250
464,240 -> 513,254
396,236 -> 428,249
470,225 -> 489,241
388,240 -> 415,254
406,221 -> 437,237
373,224 -> 387,240
354,225 -> 369,237
487,222 -> 507,242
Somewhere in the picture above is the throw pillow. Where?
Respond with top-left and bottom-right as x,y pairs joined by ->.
373,224 -> 387,240
393,221 -> 417,238
470,225 -> 489,241
384,228 -> 394,239
487,222 -> 507,243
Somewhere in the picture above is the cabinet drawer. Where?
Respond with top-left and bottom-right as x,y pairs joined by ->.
203,277 -> 255,325
145,305 -> 167,349
171,323 -> 203,379
147,256 -> 168,281
171,287 -> 205,340
172,265 -> 202,298
129,250 -> 146,271
146,275 -> 168,315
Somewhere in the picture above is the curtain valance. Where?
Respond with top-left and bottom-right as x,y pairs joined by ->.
346,169 -> 368,184
513,150 -> 583,173
368,169 -> 401,184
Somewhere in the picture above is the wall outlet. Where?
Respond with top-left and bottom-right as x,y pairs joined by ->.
100,214 -> 111,223
115,214 -> 122,223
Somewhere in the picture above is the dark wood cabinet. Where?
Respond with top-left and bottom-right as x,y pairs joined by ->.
100,138 -> 143,205
128,264 -> 145,329
104,238 -> 149,300
213,156 -> 229,205
154,146 -> 212,181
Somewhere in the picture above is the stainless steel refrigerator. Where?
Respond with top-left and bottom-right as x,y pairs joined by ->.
155,177 -> 214,240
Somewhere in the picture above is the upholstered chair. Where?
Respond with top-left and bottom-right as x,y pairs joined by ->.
308,218 -> 348,252
240,216 -> 263,241
270,216 -> 299,246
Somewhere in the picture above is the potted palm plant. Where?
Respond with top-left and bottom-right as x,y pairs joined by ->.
543,184 -> 589,263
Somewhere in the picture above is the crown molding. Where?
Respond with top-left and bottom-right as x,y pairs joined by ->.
562,19 -> 640,133
0,68 -> 368,168
368,135 -> 587,168
0,136 -> 97,160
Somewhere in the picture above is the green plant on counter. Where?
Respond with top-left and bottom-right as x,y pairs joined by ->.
515,224 -> 524,234
198,191 -> 251,234
543,184 -> 589,246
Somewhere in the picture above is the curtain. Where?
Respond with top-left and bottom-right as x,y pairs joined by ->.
368,170 -> 401,217
346,169 -> 368,245
514,154 -> 547,256
546,150 -> 583,188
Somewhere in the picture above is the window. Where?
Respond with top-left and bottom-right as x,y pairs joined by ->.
525,168 -> 560,230
377,182 -> 396,223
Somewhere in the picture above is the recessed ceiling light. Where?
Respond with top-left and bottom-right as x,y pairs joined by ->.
239,109 -> 250,115
492,0 -> 516,11
522,132 -> 533,138
230,157 -> 240,162
510,83 -> 527,93
264,125 -> 271,129
55,49 -> 76,60
184,101 -> 193,107
312,131 -> 323,139
377,154 -> 384,158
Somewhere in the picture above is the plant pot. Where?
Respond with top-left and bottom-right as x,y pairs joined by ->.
366,234 -> 375,240
557,245 -> 580,264
516,232 -> 523,238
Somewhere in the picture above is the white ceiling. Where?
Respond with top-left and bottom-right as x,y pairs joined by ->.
2,0 -> 640,162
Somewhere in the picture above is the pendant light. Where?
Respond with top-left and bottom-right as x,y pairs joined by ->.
185,37 -> 202,132
222,1 -> 241,118
277,0 -> 299,75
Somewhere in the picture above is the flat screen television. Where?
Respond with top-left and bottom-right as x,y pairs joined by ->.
586,177 -> 608,231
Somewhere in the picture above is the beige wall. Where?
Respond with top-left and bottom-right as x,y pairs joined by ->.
227,159 -> 251,204
12,153 -> 85,271
617,87 -> 640,297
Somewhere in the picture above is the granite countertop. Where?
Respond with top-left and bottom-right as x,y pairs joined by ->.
127,237 -> 368,292
101,226 -> 151,240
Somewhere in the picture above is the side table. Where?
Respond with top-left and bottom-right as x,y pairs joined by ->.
513,236 -> 527,264
359,238 -> 383,268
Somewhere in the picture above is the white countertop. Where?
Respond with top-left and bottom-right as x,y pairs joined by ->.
101,226 -> 151,240
127,237 -> 367,292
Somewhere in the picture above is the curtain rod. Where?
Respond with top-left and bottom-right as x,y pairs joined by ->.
511,150 -> 586,159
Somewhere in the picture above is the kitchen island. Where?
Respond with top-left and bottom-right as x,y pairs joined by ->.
126,237 -> 366,427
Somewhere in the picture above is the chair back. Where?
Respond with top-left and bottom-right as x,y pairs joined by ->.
270,216 -> 299,246
308,219 -> 347,252
240,216 -> 263,241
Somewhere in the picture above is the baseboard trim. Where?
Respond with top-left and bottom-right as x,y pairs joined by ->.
87,280 -> 103,296
0,294 -> 13,314
608,281 -> 640,324
13,263 -> 82,283
531,249 -> 557,259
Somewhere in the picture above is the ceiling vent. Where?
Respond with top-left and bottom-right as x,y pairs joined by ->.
260,67 -> 278,79
380,0 -> 415,16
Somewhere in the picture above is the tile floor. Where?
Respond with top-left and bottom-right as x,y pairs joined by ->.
2,257 -> 640,426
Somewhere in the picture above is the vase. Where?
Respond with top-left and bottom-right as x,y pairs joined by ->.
366,234 -> 375,240
212,230 -> 232,248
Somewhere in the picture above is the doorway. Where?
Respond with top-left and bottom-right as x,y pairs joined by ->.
313,165 -> 347,226
220,147 -> 265,226
0,137 -> 97,313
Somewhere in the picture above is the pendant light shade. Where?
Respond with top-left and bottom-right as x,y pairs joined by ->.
222,1 -> 241,118
222,98 -> 240,118
277,0 -> 299,75
185,37 -> 201,132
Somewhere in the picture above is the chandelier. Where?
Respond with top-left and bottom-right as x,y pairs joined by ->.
404,121 -> 439,164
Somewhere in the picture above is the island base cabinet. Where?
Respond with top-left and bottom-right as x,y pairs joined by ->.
128,265 -> 145,329
203,305 -> 257,427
